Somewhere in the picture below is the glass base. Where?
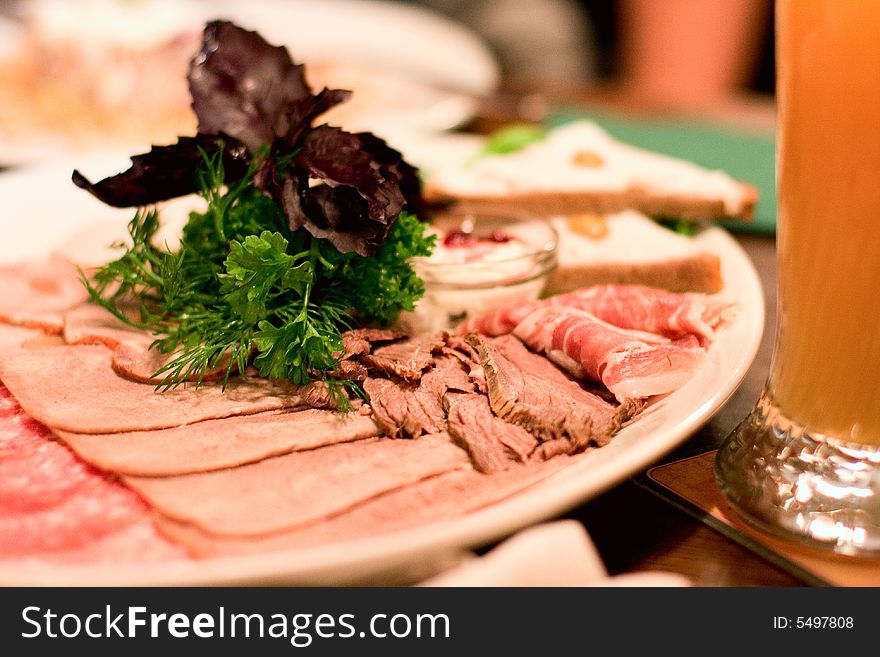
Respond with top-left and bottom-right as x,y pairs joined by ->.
715,392 -> 880,556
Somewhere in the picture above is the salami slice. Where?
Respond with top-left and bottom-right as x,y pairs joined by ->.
0,477 -> 145,557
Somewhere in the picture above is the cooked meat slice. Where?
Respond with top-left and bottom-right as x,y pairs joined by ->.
535,438 -> 575,460
64,303 -> 234,383
330,358 -> 370,382
468,334 -> 641,449
0,325 -> 44,353
341,328 -> 406,356
362,332 -> 447,382
153,456 -> 572,557
55,409 -> 381,476
363,377 -> 446,439
446,393 -> 537,473
420,354 -> 475,397
0,259 -> 89,333
443,336 -> 487,392
63,302 -> 151,350
124,433 -> 470,537
0,345 -> 330,433
514,306 -> 706,401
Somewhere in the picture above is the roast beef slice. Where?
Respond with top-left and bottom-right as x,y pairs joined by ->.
153,456 -> 572,557
55,409 -> 382,477
124,433 -> 471,536
446,393 -> 538,473
0,344 -> 328,434
363,377 -> 446,439
420,354 -> 475,397
468,334 -> 641,449
362,332 -> 447,382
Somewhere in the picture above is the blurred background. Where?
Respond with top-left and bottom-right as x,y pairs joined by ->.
0,0 -> 775,164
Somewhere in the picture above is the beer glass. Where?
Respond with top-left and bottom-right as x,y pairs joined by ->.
715,0 -> 880,554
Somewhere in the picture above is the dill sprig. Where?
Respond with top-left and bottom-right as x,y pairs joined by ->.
84,149 -> 435,402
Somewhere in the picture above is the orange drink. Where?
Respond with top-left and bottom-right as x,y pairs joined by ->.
771,0 -> 880,445
716,0 -> 880,554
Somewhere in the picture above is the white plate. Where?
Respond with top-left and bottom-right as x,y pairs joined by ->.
0,161 -> 764,585
0,0 -> 500,166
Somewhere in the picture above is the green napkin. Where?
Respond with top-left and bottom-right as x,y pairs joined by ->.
547,107 -> 776,234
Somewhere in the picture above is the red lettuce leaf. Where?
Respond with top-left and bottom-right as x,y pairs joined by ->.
71,135 -> 249,207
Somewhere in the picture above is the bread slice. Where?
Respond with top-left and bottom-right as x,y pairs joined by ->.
423,120 -> 757,222
545,210 -> 723,295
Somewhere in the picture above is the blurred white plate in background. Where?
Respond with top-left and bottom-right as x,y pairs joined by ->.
0,0 -> 500,165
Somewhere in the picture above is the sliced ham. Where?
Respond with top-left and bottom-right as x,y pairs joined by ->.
55,409 -> 382,477
0,259 -> 90,333
513,306 -> 707,400
469,334 -> 640,449
153,457 -> 572,557
0,345 -> 331,433
458,284 -> 727,345
124,433 -> 471,537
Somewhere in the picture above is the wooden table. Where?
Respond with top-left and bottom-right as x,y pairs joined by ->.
564,233 -> 799,586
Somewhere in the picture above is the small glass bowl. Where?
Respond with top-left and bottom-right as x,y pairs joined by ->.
400,209 -> 558,334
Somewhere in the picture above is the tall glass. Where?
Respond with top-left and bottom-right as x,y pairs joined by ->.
715,0 -> 880,555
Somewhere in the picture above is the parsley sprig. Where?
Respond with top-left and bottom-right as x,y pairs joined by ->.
85,150 -> 435,395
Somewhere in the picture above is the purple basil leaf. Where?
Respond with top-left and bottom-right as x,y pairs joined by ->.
284,88 -> 352,145
188,21 -> 348,151
356,131 -> 425,216
277,173 -> 392,256
71,135 -> 248,207
267,125 -> 424,256
296,126 -> 406,219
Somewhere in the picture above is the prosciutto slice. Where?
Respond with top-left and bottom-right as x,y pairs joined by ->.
513,306 -> 707,401
458,284 -> 727,345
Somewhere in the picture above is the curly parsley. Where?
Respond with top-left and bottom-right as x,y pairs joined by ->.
85,150 -> 435,394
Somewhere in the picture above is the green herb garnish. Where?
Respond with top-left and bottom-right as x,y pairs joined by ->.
657,218 -> 698,237
73,21 -> 434,405
472,123 -> 548,162
85,150 -> 435,395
